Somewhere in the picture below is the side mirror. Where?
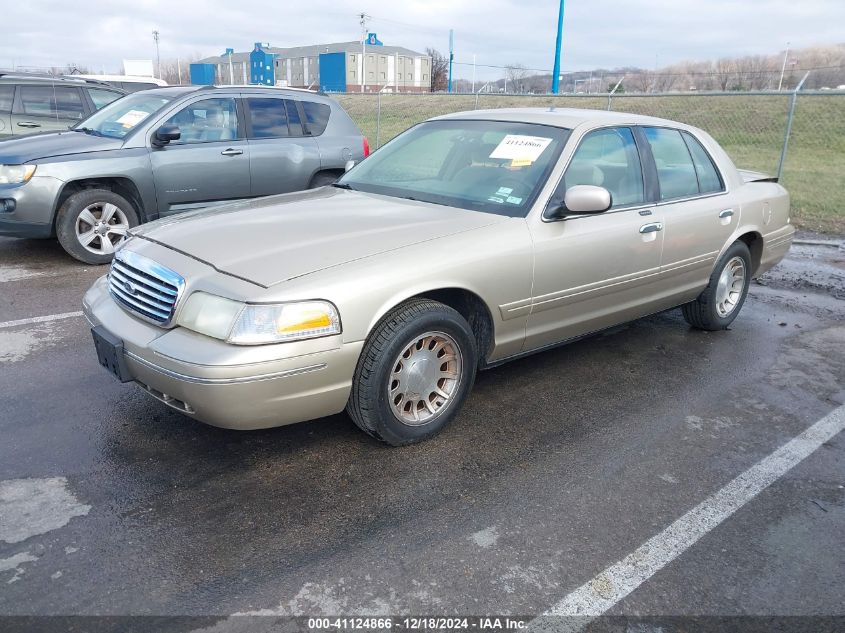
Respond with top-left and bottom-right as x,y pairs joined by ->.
152,124 -> 181,147
546,185 -> 612,219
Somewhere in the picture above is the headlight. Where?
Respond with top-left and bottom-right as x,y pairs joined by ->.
177,292 -> 341,345
0,165 -> 36,185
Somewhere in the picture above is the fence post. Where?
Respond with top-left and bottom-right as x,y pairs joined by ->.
777,71 -> 810,181
376,91 -> 382,149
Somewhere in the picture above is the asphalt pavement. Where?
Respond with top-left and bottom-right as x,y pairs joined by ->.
0,234 -> 843,632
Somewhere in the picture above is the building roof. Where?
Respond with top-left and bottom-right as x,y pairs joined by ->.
198,41 -> 427,65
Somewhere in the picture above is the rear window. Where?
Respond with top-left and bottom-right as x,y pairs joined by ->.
0,85 -> 13,112
682,131 -> 724,194
302,101 -> 330,135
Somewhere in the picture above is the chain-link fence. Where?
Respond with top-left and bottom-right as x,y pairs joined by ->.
333,91 -> 845,234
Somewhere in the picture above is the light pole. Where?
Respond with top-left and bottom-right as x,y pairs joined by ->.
152,30 -> 161,79
359,13 -> 369,93
778,42 -> 790,91
448,29 -> 454,93
551,0 -> 565,93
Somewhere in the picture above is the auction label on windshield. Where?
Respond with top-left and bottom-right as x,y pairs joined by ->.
307,616 -> 528,631
490,135 -> 552,162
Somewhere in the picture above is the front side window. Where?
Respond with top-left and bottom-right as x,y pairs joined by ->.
338,119 -> 570,217
0,85 -> 13,113
19,86 -> 85,119
247,98 -> 289,138
162,98 -> 239,144
643,127 -> 700,200
682,131 -> 724,194
562,127 -> 644,207
74,91 -> 173,138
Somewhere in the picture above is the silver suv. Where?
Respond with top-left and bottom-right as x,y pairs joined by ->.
0,85 -> 368,263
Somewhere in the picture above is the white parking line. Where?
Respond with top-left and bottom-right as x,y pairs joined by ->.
0,311 -> 84,330
533,403 -> 845,629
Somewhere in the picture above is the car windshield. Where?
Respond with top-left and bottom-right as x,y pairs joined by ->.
338,120 -> 570,217
73,92 -> 174,139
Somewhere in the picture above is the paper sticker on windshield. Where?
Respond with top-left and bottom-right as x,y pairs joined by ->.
490,135 -> 553,162
116,110 -> 148,128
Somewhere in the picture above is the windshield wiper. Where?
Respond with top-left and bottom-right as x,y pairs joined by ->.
332,183 -> 356,191
73,127 -> 103,137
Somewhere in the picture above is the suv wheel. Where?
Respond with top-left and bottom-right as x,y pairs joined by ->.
309,172 -> 340,188
56,189 -> 139,265
347,299 -> 478,446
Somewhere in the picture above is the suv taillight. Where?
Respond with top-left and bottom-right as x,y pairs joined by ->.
363,137 -> 370,158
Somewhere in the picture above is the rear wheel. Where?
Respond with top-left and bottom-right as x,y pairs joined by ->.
682,241 -> 751,331
347,299 -> 477,446
308,171 -> 340,188
56,189 -> 138,265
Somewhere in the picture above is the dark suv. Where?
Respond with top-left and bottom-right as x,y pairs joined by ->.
0,72 -> 125,137
0,85 -> 368,263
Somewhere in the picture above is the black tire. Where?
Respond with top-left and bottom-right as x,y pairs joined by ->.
308,171 -> 340,188
682,240 -> 752,331
56,189 -> 139,265
347,299 -> 478,446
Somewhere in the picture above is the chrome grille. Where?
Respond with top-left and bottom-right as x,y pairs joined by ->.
108,250 -> 184,326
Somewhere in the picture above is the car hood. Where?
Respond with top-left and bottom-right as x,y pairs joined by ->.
0,130 -> 123,162
133,187 -> 508,288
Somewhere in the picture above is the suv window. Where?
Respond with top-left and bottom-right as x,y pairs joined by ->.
301,101 -> 330,136
247,98 -> 290,138
642,127 -> 700,200
87,87 -> 122,109
563,127 -> 644,207
286,100 -> 304,136
682,131 -> 724,194
19,85 -> 85,119
0,85 -> 13,112
162,97 -> 239,144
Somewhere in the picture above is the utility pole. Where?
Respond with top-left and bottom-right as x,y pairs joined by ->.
152,30 -> 161,79
778,41 -> 790,91
472,54 -> 476,93
359,12 -> 370,93
551,0 -> 565,93
448,29 -> 454,93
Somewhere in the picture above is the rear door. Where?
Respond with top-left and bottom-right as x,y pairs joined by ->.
148,96 -> 251,216
0,85 -> 13,138
11,85 -> 86,133
639,126 -> 734,296
244,96 -> 321,196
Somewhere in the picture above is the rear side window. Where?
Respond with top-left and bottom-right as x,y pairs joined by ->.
285,100 -> 304,136
682,131 -> 724,194
247,98 -> 289,138
87,88 -> 122,109
642,127 -> 699,200
19,86 -> 85,119
301,101 -> 330,135
0,85 -> 13,112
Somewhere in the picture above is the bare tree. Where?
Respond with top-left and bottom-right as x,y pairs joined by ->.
505,63 -> 529,93
426,47 -> 448,92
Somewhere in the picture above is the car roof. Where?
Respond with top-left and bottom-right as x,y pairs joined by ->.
0,71 -> 114,87
431,107 -> 688,130
142,84 -> 332,102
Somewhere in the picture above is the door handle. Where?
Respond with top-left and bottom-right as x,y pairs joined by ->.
220,148 -> 243,156
639,222 -> 663,234
17,121 -> 41,128
719,209 -> 734,219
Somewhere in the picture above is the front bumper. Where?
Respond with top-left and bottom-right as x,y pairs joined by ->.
83,275 -> 362,430
0,176 -> 64,238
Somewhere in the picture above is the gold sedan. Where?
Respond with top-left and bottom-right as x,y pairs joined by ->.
84,108 -> 794,445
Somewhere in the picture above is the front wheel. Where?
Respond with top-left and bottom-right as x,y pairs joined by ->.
347,299 -> 478,446
682,240 -> 752,331
56,189 -> 139,265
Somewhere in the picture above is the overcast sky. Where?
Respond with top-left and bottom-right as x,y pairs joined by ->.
4,0 -> 844,79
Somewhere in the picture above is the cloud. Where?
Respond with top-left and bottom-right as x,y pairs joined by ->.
2,0 -> 843,79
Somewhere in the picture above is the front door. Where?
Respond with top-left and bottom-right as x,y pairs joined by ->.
524,126 -> 665,351
244,96 -> 321,196
149,97 -> 251,216
11,85 -> 86,134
